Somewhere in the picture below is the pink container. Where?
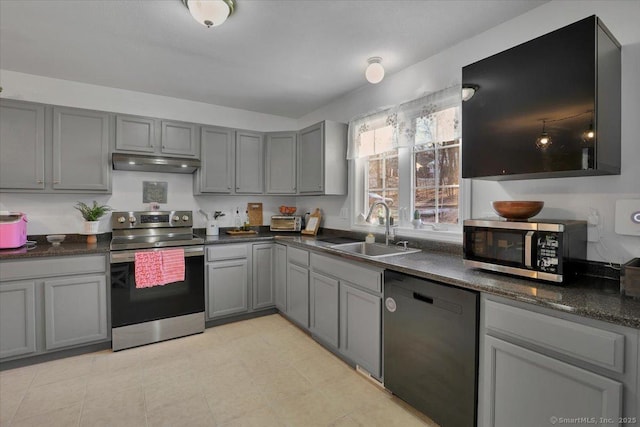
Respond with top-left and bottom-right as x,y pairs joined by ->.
0,212 -> 27,249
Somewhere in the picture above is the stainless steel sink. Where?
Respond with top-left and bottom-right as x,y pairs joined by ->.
329,242 -> 421,259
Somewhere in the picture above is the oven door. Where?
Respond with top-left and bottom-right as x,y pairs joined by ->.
110,246 -> 204,328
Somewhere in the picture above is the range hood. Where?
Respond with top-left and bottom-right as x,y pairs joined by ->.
112,153 -> 200,174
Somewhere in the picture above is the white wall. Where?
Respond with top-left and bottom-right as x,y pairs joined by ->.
297,0 -> 640,263
0,71 -> 299,235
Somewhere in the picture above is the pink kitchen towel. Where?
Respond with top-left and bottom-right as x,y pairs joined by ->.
160,248 -> 185,284
134,249 -> 185,288
135,251 -> 163,288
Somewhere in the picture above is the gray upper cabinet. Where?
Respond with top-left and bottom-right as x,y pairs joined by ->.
53,106 -> 110,191
252,244 -> 275,310
195,126 -> 235,194
44,274 -> 108,350
1,100 -> 110,193
115,114 -> 155,153
114,115 -> 199,159
297,121 -> 347,195
0,281 -> 36,359
0,100 -> 45,190
161,120 -> 198,157
265,132 -> 297,194
235,131 -> 264,194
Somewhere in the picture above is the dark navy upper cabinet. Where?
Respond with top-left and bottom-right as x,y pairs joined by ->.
462,16 -> 620,181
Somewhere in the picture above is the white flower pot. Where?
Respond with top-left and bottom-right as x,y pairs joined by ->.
84,221 -> 100,235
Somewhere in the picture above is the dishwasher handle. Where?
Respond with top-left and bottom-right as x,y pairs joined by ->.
413,292 -> 434,304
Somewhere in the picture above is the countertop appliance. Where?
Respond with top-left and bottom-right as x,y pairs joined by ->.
110,210 -> 205,351
270,215 -> 302,232
463,218 -> 587,283
0,212 -> 27,249
384,271 -> 479,427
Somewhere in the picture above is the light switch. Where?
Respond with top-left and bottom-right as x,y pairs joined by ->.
614,199 -> 640,236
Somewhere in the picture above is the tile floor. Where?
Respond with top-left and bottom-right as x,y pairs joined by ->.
0,314 -> 437,427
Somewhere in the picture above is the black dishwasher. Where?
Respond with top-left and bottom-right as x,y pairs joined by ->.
384,270 -> 479,427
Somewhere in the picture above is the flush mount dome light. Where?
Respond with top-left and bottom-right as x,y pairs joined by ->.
365,57 -> 385,84
182,0 -> 235,28
462,84 -> 479,101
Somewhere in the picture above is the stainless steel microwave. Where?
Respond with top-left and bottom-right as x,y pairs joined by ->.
463,219 -> 587,283
270,215 -> 302,232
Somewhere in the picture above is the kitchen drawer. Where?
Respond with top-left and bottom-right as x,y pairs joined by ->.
207,244 -> 247,262
484,299 -> 625,373
287,246 -> 309,267
311,253 -> 382,294
0,255 -> 106,282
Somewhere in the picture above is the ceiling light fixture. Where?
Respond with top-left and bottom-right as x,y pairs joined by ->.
582,121 -> 595,143
365,57 -> 385,84
535,120 -> 552,150
182,0 -> 235,28
462,84 -> 479,101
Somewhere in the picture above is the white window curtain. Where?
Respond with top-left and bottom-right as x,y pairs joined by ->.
347,85 -> 462,159
396,85 -> 461,149
346,107 -> 398,160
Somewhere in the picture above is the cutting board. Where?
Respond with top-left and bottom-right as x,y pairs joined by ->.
226,230 -> 258,236
248,203 -> 263,226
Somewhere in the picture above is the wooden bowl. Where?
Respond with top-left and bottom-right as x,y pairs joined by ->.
492,201 -> 544,220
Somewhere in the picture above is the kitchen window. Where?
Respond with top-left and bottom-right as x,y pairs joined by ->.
349,85 -> 466,242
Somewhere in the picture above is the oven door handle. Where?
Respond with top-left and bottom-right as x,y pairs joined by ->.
110,246 -> 204,264
524,231 -> 535,268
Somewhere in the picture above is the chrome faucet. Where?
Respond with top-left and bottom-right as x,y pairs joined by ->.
365,201 -> 393,246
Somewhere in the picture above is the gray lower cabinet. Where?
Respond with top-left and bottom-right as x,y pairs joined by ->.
0,281 -> 37,358
43,275 -> 108,350
0,99 -> 45,190
274,244 -> 287,312
309,271 -> 339,348
480,295 -> 638,426
53,106 -> 111,191
287,263 -> 309,328
207,259 -> 248,319
340,282 -> 381,378
252,243 -> 275,310
483,335 -> 622,427
195,126 -> 235,194
265,132 -> 297,194
235,131 -> 263,194
0,255 -> 108,361
0,100 -> 111,193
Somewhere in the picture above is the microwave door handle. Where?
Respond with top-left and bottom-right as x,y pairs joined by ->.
524,231 -> 535,268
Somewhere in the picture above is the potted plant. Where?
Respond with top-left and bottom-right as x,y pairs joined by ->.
74,201 -> 112,239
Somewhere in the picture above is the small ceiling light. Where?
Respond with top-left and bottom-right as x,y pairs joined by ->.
181,164 -> 188,168
535,120 -> 552,150
128,161 -> 136,165
462,84 -> 479,101
182,0 -> 235,28
365,57 -> 385,84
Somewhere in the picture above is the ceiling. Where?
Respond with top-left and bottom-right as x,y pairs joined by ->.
0,0 -> 548,118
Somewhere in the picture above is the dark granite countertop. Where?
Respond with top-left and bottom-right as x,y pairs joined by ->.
2,229 -> 638,329
275,236 -> 640,330
0,234 -> 110,260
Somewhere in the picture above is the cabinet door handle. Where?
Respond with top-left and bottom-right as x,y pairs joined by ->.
413,292 -> 434,304
37,180 -> 44,184
53,181 -> 60,184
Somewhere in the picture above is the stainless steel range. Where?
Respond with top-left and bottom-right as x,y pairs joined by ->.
110,211 -> 205,351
